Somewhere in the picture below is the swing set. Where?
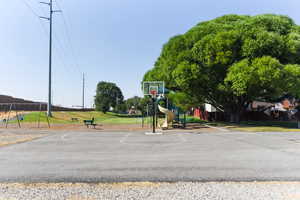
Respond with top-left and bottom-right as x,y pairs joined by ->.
0,103 -> 50,128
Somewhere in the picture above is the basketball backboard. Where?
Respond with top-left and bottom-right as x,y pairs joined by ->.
142,81 -> 165,98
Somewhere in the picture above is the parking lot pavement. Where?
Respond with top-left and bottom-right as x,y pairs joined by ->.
0,130 -> 300,182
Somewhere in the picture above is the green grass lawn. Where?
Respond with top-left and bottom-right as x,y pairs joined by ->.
185,116 -> 207,123
7,111 -> 300,132
229,126 -> 300,132
203,120 -> 300,132
14,111 -> 143,125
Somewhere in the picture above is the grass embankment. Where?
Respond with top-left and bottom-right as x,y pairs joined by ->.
11,111 -> 143,125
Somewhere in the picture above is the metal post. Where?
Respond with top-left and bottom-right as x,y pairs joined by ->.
5,104 -> 12,128
38,104 -> 42,128
183,112 -> 186,128
47,0 -> 53,117
152,98 -> 156,133
146,104 -> 149,128
15,104 -> 21,128
82,73 -> 85,110
40,0 -> 61,117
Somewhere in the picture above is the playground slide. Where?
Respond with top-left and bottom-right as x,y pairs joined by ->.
158,105 -> 176,129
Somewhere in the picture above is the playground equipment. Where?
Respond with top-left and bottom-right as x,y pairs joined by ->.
0,103 -> 50,128
142,81 -> 186,131
143,81 -> 186,133
158,104 -> 175,129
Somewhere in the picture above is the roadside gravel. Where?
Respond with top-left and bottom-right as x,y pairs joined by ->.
1,182 -> 300,200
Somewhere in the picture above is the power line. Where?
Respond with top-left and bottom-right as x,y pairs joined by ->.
23,1 -> 76,75
20,0 -> 48,36
20,0 -> 83,108
82,73 -> 85,109
38,0 -> 82,75
20,0 -> 40,17
39,2 -> 78,75
54,0 -> 82,74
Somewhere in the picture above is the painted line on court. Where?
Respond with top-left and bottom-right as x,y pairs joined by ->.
145,132 -> 163,135
177,134 -> 187,143
61,133 -> 69,141
120,133 -> 132,144
204,124 -> 229,132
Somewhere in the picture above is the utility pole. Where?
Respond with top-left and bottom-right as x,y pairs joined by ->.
40,0 -> 61,117
82,73 -> 85,110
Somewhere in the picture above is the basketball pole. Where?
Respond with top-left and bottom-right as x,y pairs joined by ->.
82,72 -> 85,110
152,97 -> 156,133
143,81 -> 165,134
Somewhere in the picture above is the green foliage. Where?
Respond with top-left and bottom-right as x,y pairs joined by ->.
115,103 -> 127,113
167,92 -> 198,112
125,96 -> 150,114
225,56 -> 284,98
95,81 -> 124,113
143,14 -> 300,121
283,64 -> 300,96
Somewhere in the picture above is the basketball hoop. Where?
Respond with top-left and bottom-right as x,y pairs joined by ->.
150,90 -> 157,98
142,81 -> 165,97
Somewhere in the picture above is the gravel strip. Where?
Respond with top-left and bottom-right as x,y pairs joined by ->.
0,182 -> 300,200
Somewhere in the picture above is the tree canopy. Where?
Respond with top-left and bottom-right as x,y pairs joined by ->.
95,81 -> 124,113
143,14 -> 300,121
124,96 -> 150,114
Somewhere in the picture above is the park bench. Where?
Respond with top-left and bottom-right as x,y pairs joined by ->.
83,118 -> 97,128
71,117 -> 79,122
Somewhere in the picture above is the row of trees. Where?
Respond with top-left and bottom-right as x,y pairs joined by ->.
143,14 -> 300,122
94,81 -> 147,114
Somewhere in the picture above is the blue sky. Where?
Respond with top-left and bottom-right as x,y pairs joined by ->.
0,0 -> 299,107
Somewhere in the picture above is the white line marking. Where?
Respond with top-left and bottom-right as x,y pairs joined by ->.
120,133 -> 131,144
61,134 -> 69,141
145,132 -> 163,135
177,134 -> 187,142
204,124 -> 229,132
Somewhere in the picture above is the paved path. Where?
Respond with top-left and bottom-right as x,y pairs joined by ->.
1,130 -> 300,182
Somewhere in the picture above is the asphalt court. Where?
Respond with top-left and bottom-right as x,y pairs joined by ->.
1,130 -> 300,182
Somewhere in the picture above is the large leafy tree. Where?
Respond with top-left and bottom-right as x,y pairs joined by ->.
125,96 -> 142,110
95,81 -> 124,113
144,14 -> 300,122
125,96 -> 150,115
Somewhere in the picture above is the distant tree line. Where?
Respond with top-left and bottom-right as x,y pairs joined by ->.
94,81 -> 148,114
